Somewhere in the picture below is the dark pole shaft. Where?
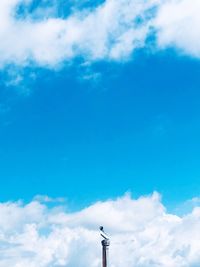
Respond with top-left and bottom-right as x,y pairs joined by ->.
102,239 -> 110,267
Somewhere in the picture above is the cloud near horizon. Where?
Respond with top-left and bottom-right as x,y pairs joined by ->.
1,193 -> 200,267
0,0 -> 200,71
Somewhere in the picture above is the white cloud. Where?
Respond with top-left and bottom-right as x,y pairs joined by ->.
1,193 -> 200,266
0,0 -> 159,69
0,0 -> 199,72
155,0 -> 200,58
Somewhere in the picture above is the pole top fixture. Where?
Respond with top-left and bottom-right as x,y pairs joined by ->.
99,226 -> 110,241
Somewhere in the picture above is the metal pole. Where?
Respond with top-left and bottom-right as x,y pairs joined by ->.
102,239 -> 110,267
100,226 -> 110,267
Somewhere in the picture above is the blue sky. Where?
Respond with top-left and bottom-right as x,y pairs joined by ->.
0,0 -> 200,211
1,51 -> 200,210
2,1 -> 200,266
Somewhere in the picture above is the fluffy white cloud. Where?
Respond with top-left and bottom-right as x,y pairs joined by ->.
0,0 -> 200,70
1,193 -> 200,267
0,0 -> 159,69
155,0 -> 200,58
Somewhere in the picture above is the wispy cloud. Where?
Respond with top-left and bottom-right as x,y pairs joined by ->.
1,193 -> 200,266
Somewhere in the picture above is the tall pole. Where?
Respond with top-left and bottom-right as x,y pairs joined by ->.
100,226 -> 110,267
102,239 -> 110,267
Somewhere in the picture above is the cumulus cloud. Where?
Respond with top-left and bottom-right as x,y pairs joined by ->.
155,0 -> 200,58
0,0 -> 199,73
1,193 -> 200,266
0,0 -> 159,69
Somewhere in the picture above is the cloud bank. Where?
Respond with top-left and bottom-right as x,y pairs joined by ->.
0,0 -> 200,71
1,193 -> 200,267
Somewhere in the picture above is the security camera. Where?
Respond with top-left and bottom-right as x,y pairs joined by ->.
99,226 -> 109,240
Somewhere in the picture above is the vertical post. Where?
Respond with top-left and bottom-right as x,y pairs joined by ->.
101,239 -> 110,267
